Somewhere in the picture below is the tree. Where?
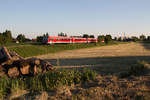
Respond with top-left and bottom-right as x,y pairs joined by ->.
83,34 -> 89,38
104,35 -> 112,44
45,32 -> 49,38
2,30 -> 12,43
147,36 -> 150,41
16,34 -> 26,43
118,37 -> 122,41
58,32 -> 67,37
131,36 -> 139,42
37,36 -> 43,42
140,34 -> 146,41
98,35 -> 105,43
0,33 -> 3,44
89,35 -> 95,38
114,37 -> 117,41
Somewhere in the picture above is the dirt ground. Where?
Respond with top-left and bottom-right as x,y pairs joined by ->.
37,42 -> 150,74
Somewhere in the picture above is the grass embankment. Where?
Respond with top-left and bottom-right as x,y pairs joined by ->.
7,41 -> 121,58
0,69 -> 97,98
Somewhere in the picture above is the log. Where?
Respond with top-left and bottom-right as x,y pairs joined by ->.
26,57 -> 40,65
7,67 -> 19,78
19,60 -> 30,75
0,47 -> 55,78
9,51 -> 24,60
0,65 -> 4,72
0,47 -> 12,60
20,65 -> 30,75
1,59 -> 14,66
33,65 -> 42,75
40,60 -> 54,71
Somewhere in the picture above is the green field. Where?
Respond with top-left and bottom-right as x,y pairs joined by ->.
7,42 -> 120,58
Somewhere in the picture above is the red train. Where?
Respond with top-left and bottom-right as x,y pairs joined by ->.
43,36 -> 98,44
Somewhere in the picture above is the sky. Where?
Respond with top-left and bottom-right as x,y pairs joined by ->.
0,0 -> 150,39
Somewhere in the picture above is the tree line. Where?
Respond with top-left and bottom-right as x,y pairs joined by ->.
114,34 -> 150,42
0,30 -> 30,45
1,30 -> 150,45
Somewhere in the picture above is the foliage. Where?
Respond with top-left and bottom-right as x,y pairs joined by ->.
147,36 -> 150,41
140,34 -> 146,41
114,37 -> 117,41
16,34 -> 26,43
37,36 -> 44,42
89,35 -> 95,38
0,30 -> 13,44
37,33 -> 49,43
119,61 -> 149,78
58,32 -> 67,37
98,35 -> 105,43
131,36 -> 139,42
104,35 -> 112,44
82,34 -> 89,38
98,35 -> 112,43
82,68 -> 97,81
0,69 -> 97,97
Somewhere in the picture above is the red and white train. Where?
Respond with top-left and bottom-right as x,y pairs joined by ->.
43,36 -> 98,44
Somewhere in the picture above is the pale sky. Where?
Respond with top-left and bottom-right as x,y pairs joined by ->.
0,0 -> 150,39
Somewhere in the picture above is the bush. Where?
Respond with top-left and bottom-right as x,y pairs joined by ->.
104,35 -> 112,44
82,68 -> 97,81
119,61 -> 149,78
0,69 -> 97,98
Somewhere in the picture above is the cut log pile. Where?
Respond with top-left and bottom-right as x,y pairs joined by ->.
0,47 -> 54,78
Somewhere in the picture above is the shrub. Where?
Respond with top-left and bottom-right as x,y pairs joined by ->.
104,35 -> 112,44
119,61 -> 149,78
82,68 -> 97,81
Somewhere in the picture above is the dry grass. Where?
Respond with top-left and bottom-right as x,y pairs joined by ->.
37,42 -> 150,59
37,42 -> 150,75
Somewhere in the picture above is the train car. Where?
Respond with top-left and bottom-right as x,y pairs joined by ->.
43,35 -> 98,44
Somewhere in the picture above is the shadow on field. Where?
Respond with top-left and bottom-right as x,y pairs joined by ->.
45,56 -> 150,75
140,42 -> 150,50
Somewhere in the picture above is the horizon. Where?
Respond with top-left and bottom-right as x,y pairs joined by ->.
0,0 -> 150,39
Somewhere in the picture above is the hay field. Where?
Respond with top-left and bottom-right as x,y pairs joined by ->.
38,42 -> 150,59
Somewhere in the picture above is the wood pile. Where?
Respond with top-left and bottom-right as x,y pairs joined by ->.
0,47 -> 54,78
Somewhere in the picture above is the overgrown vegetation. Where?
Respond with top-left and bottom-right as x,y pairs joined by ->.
0,69 -> 97,98
119,61 -> 150,78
